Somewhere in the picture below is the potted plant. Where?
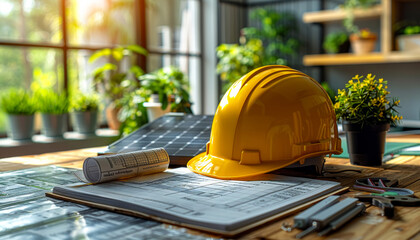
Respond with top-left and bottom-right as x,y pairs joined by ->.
349,29 -> 377,54
139,66 -> 192,122
70,92 -> 100,135
34,89 -> 68,138
335,74 -> 402,166
89,45 -> 147,130
323,32 -> 350,54
118,66 -> 192,135
0,88 -> 36,140
396,25 -> 420,51
342,0 -> 378,54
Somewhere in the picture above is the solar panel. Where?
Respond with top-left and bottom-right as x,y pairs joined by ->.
102,114 -> 213,165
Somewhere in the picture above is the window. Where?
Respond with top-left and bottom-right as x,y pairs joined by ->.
145,0 -> 202,114
0,0 -> 202,134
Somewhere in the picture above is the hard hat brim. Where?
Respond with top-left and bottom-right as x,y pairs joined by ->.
187,152 -> 331,180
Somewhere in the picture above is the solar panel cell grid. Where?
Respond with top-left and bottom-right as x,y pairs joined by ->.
104,114 -> 213,165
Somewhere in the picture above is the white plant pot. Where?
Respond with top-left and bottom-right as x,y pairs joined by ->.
397,34 -> 420,52
143,102 -> 170,122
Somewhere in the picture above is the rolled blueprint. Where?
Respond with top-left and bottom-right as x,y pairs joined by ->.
82,148 -> 169,184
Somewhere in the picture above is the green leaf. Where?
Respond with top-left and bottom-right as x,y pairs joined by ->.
89,48 -> 112,63
126,45 -> 148,56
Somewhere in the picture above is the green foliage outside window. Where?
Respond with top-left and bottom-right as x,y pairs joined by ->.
89,45 -> 147,106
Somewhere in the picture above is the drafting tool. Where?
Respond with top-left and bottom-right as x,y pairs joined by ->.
356,194 -> 420,218
294,195 -> 340,229
318,203 -> 365,236
354,178 -> 414,196
296,198 -> 358,239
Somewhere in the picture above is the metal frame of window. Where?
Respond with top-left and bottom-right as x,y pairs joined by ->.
0,0 -> 204,136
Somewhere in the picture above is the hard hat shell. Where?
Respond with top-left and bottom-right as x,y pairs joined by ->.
187,65 -> 342,179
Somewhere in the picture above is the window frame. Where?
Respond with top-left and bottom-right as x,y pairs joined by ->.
0,0 -> 204,137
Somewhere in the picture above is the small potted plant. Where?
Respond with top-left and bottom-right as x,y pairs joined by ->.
34,89 -> 69,138
335,74 -> 402,166
349,29 -> 377,54
70,92 -> 100,135
118,67 -> 193,135
396,25 -> 420,52
323,32 -> 350,54
0,88 -> 36,140
139,66 -> 192,122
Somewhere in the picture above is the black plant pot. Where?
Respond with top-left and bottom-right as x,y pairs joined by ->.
338,40 -> 350,53
343,121 -> 390,166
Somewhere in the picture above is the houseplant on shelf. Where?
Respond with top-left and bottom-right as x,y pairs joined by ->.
34,89 -> 69,138
89,45 -> 147,130
342,0 -> 378,54
396,25 -> 420,52
0,88 -> 36,140
349,29 -> 377,54
70,92 -> 100,135
323,32 -> 350,54
334,74 -> 402,166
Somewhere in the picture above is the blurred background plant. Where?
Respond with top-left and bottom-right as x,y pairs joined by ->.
343,0 -> 378,34
89,44 -> 147,106
139,66 -> 192,112
323,32 -> 350,54
119,66 -> 192,136
216,8 -> 299,94
216,39 -> 264,93
89,44 -> 147,130
0,88 -> 36,115
34,90 -> 68,115
242,8 -> 299,65
70,92 -> 100,113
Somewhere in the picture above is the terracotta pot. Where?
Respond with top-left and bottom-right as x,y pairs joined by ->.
350,34 -> 377,54
106,104 -> 121,130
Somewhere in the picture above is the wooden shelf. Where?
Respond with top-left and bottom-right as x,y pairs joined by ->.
303,4 -> 383,23
303,52 -> 420,66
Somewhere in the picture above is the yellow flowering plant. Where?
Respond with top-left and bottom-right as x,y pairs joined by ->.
334,74 -> 402,127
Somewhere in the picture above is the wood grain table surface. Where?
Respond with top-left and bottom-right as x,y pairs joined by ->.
1,135 -> 420,240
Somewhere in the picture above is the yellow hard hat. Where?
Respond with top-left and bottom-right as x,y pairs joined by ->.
187,65 -> 342,179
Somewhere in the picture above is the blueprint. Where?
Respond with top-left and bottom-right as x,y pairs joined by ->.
82,148 -> 169,183
0,166 -> 215,240
53,168 -> 341,232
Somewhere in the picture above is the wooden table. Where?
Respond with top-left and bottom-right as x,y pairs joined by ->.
2,136 -> 420,240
